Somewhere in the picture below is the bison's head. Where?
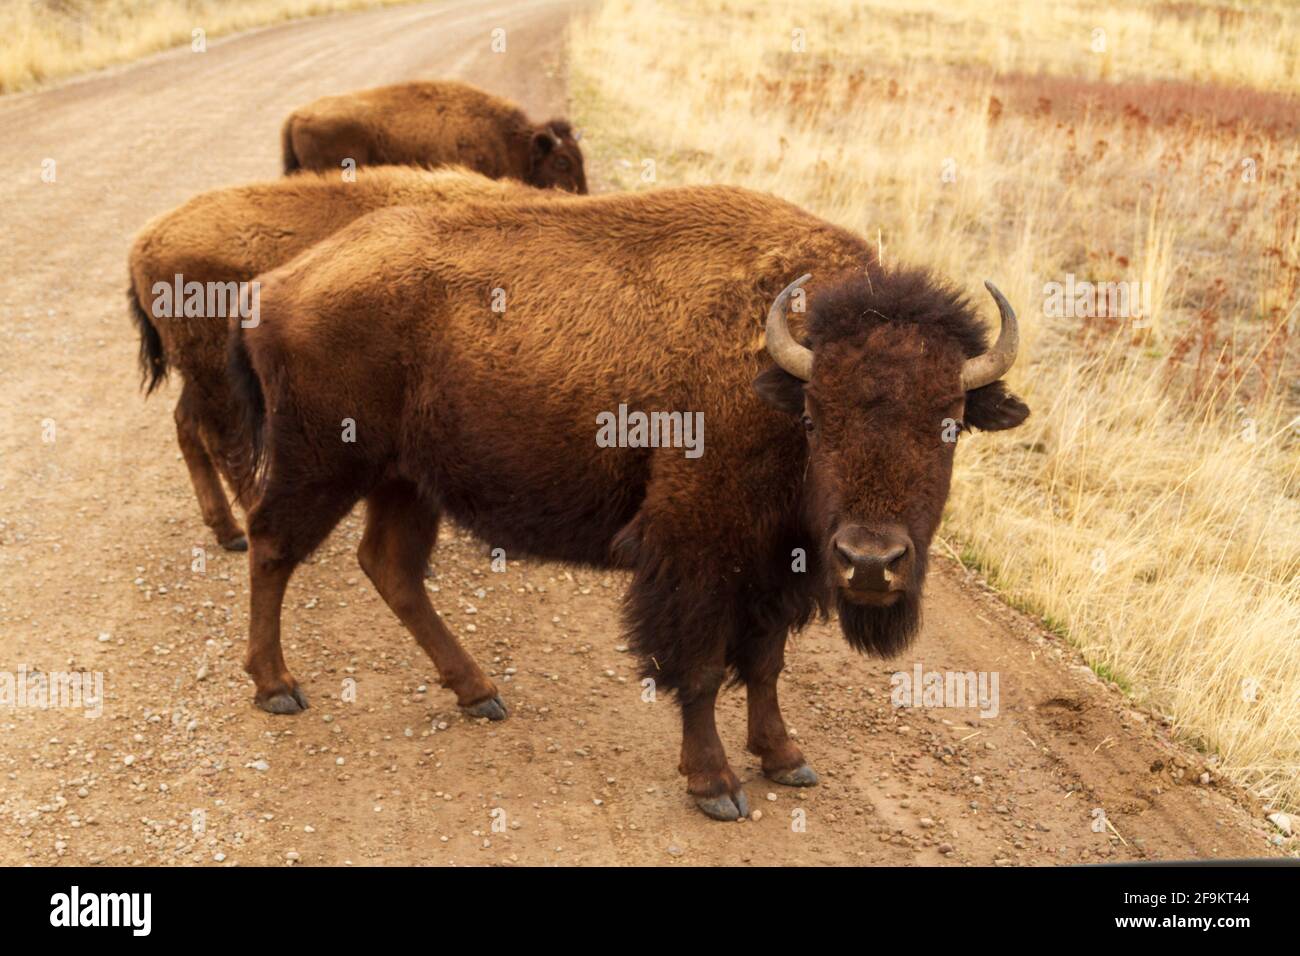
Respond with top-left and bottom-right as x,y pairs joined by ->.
528,120 -> 588,194
754,270 -> 1028,655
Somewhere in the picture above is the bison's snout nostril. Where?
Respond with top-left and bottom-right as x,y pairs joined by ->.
832,529 -> 913,591
882,544 -> 907,572
834,540 -> 861,569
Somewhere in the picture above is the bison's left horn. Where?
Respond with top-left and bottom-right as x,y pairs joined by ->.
765,274 -> 814,381
961,281 -> 1020,391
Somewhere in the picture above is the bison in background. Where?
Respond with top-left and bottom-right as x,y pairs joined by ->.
227,185 -> 1029,821
281,80 -> 587,193
127,166 -> 540,550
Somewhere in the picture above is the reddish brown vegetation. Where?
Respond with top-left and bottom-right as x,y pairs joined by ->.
992,72 -> 1300,139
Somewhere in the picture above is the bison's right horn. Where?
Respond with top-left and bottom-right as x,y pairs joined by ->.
960,281 -> 1020,391
765,274 -> 814,381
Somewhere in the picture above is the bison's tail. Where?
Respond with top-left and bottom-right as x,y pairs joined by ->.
280,116 -> 300,175
226,323 -> 268,501
128,283 -> 168,394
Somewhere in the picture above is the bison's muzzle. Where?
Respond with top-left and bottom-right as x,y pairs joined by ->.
831,524 -> 913,606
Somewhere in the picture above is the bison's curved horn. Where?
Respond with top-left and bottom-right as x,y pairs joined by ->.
765,274 -> 814,381
961,281 -> 1020,391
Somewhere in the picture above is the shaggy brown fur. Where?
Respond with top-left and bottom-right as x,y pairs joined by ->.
127,165 -> 538,549
281,80 -> 587,193
229,185 -> 1029,820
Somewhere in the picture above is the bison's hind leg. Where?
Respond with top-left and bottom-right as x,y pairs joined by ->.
244,475 -> 361,715
174,382 -> 246,550
358,480 -> 504,719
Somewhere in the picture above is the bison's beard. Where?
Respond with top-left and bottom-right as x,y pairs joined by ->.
836,589 -> 921,658
802,491 -> 928,658
830,545 -> 927,658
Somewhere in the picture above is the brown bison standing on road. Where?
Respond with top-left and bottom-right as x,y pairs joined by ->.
228,185 -> 1029,820
127,166 -> 538,550
281,80 -> 587,193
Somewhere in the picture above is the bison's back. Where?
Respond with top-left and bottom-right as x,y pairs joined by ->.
129,167 -> 525,380
254,184 -> 865,403
419,186 -> 869,403
286,81 -> 530,176
244,186 -> 870,562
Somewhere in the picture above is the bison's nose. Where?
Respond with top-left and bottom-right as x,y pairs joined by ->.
832,526 -> 912,593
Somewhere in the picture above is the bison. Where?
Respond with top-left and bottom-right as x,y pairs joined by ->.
227,185 -> 1029,820
127,165 -> 538,550
281,80 -> 587,193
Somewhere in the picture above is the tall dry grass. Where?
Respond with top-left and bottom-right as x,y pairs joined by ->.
0,0 -> 421,94
570,0 -> 1300,809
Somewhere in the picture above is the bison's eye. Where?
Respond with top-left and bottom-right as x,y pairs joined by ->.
555,158 -> 571,172
801,413 -> 815,434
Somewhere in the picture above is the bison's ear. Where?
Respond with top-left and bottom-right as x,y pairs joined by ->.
530,129 -> 557,156
753,365 -> 806,414
964,380 -> 1029,432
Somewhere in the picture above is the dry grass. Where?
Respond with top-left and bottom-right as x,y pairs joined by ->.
570,0 -> 1300,809
0,0 -> 423,94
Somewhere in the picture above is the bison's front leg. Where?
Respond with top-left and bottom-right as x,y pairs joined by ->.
740,633 -> 819,788
678,667 -> 750,821
618,473 -> 751,820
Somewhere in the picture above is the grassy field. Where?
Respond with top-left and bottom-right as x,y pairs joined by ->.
569,0 -> 1300,809
0,0 -> 422,94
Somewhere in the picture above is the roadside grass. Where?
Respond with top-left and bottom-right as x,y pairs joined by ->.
569,0 -> 1300,810
0,0 -> 424,94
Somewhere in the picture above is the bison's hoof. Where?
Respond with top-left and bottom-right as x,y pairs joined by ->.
462,695 -> 508,721
769,763 -> 819,787
695,788 -> 750,822
256,685 -> 308,715
221,535 -> 249,552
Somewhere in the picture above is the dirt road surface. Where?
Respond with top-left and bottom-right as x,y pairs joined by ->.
0,0 -> 1284,866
